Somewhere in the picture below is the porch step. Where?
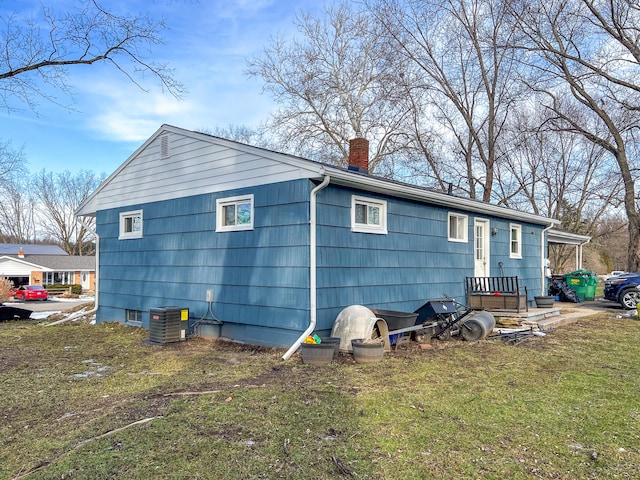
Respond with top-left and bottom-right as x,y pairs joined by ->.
491,306 -> 562,324
488,304 -> 603,330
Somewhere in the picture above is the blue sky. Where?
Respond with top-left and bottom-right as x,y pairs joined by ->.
1,0 -> 322,175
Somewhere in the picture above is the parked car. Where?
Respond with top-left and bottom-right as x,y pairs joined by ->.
602,270 -> 627,281
13,285 -> 48,301
604,272 -> 640,309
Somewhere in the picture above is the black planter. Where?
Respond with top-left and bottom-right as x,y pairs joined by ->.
534,295 -> 555,308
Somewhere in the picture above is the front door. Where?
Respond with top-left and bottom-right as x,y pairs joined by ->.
474,219 -> 490,277
81,271 -> 90,291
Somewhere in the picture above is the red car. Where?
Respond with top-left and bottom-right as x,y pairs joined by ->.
13,285 -> 49,301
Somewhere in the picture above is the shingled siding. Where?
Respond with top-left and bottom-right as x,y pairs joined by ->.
95,179 -> 312,347
313,185 -> 544,332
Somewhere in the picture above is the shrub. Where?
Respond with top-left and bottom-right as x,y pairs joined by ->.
45,284 -> 83,296
0,278 -> 12,303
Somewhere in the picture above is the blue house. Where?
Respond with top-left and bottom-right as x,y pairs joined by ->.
76,124 -> 561,351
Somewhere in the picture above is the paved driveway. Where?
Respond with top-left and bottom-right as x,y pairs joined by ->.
5,296 -> 94,313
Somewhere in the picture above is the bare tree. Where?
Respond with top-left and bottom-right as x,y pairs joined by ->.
0,0 -> 183,113
509,0 -> 640,270
0,173 -> 37,244
197,125 -> 276,150
497,103 -> 623,218
370,0 -> 527,201
246,2 -> 412,172
0,144 -> 36,242
31,170 -> 105,255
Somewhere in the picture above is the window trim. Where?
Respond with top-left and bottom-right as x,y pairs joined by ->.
351,195 -> 388,234
510,223 -> 522,259
448,213 -> 468,243
125,309 -> 143,326
119,209 -> 143,239
216,194 -> 254,232
44,271 -> 74,285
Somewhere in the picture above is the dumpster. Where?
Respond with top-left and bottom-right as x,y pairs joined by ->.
565,270 -> 598,301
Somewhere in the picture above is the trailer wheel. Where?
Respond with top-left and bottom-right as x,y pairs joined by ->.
437,329 -> 452,341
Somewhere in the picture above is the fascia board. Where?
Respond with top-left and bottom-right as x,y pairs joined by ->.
325,168 -> 560,227
547,229 -> 591,245
0,256 -> 53,270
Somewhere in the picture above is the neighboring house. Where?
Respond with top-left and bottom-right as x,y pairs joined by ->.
76,124 -> 563,348
0,244 -> 95,291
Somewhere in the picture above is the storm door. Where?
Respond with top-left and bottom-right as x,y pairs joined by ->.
474,219 -> 490,277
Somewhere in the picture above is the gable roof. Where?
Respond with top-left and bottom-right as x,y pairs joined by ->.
0,255 -> 95,271
0,244 -> 67,255
77,124 -> 560,227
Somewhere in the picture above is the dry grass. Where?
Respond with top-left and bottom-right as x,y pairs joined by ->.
1,312 -> 639,479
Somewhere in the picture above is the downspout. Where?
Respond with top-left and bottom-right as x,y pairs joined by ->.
541,224 -> 554,295
282,173 -> 330,360
578,239 -> 591,270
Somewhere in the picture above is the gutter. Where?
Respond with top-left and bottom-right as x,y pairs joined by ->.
282,174 -> 330,360
326,168 -> 561,227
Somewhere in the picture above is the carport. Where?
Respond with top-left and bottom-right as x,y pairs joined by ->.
547,229 -> 591,270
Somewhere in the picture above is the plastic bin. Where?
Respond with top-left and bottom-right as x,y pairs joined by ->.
565,270 -> 598,301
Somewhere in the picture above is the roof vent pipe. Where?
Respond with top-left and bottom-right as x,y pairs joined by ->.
348,137 -> 369,173
18,247 -> 24,258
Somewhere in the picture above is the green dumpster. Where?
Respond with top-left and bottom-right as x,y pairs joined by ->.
565,270 -> 598,301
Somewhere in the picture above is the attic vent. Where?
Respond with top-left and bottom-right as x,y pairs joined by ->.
160,135 -> 170,158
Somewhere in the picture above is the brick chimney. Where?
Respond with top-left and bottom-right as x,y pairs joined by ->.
18,247 -> 24,258
348,137 -> 369,173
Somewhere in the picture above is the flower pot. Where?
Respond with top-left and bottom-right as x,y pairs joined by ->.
300,342 -> 335,366
320,336 -> 341,360
534,295 -> 555,308
351,338 -> 384,364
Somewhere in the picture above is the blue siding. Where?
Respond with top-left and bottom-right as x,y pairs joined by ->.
96,178 -> 546,347
96,179 -> 312,346
314,186 -> 544,331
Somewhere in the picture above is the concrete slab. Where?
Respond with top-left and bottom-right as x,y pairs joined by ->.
487,299 -> 617,330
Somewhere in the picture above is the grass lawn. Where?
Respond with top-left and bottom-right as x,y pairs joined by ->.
1,311 -> 639,479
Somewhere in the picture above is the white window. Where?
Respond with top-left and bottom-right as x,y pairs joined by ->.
351,196 -> 387,234
510,223 -> 522,258
44,271 -> 74,285
126,309 -> 142,326
119,210 -> 143,239
216,195 -> 254,232
448,213 -> 468,242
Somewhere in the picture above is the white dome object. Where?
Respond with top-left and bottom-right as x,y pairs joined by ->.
331,305 -> 379,352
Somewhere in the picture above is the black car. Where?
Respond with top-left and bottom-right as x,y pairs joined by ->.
604,272 -> 640,309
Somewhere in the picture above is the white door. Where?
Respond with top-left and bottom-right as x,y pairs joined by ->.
81,271 -> 90,290
474,219 -> 490,277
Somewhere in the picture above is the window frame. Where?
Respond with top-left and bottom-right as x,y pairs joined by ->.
43,271 -> 74,285
119,209 -> 143,239
125,309 -> 143,326
448,213 -> 468,243
351,195 -> 388,234
216,194 -> 254,232
510,223 -> 522,259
